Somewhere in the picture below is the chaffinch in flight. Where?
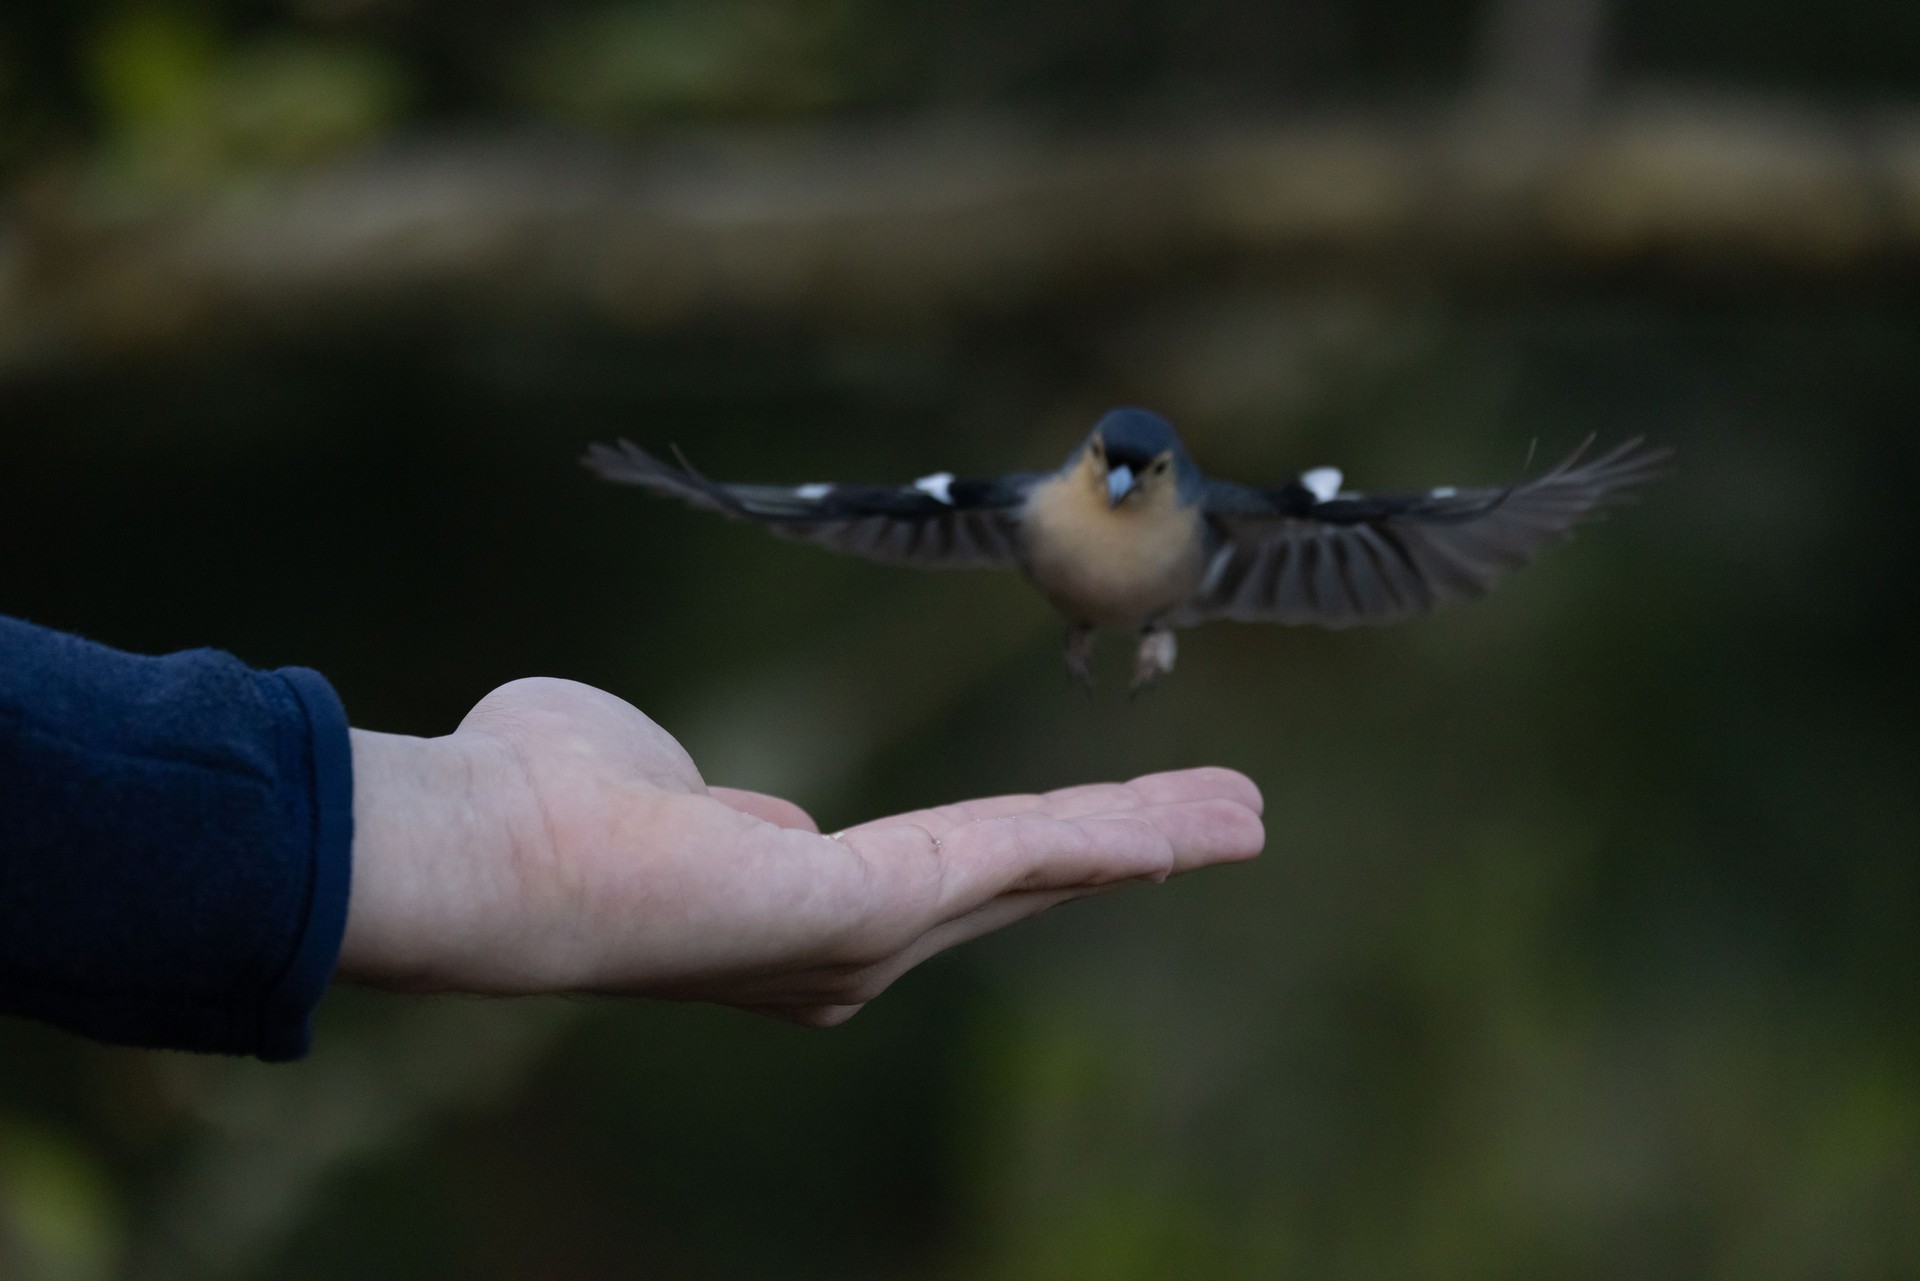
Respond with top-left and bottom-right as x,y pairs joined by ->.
584,408 -> 1667,689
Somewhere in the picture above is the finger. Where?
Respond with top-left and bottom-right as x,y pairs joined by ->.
859,767 -> 1264,839
709,787 -> 819,832
989,770 -> 1262,824
706,792 -> 1260,998
893,781 -> 1149,833
937,798 -> 1264,901
935,782 -> 1140,825
1120,796 -> 1266,875
1116,767 -> 1264,816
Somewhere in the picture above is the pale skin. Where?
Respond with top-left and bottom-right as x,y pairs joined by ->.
340,677 -> 1265,1026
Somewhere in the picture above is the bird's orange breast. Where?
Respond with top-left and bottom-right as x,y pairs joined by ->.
1020,461 -> 1206,627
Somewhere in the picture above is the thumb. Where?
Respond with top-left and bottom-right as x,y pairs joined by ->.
709,786 -> 820,833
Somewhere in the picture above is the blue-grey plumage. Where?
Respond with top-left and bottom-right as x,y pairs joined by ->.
583,407 -> 1669,690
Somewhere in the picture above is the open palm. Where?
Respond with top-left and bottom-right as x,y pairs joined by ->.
342,678 -> 1264,1026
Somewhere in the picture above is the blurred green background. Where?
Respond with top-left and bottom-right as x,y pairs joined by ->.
2,1 -> 1918,1278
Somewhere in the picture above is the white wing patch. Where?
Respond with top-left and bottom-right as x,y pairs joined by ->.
1301,467 -> 1343,503
913,472 -> 956,504
1201,544 -> 1236,595
795,483 -> 835,500
1430,485 -> 1457,498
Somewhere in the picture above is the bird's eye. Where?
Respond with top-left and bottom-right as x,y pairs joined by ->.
1151,458 -> 1168,474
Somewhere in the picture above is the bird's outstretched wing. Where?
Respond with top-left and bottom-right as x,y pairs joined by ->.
584,439 -> 1035,568
1174,437 -> 1670,629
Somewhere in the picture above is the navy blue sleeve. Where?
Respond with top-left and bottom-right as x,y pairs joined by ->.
0,615 -> 354,1060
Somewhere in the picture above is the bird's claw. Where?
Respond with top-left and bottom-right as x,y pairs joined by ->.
1130,629 -> 1177,695
1064,626 -> 1097,691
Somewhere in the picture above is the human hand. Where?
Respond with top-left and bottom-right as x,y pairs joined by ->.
340,678 -> 1263,1025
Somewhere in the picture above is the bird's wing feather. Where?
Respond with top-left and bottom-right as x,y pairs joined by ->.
583,439 -> 1033,568
1175,437 -> 1670,628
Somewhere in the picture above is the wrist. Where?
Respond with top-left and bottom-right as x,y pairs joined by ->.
337,727 -> 522,990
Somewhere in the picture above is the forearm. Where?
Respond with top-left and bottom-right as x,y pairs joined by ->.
3,614 -> 1262,1054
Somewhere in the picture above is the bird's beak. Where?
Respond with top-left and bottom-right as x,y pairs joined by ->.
1106,463 -> 1137,507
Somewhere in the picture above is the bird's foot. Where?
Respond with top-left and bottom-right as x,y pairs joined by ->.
1130,629 -> 1177,694
1064,626 -> 1097,691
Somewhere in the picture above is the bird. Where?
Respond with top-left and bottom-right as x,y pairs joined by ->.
583,408 -> 1668,689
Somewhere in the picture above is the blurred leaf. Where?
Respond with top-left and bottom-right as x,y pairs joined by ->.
86,6 -> 403,200
89,5 -> 220,130
517,0 -> 856,126
0,1118 -> 121,1281
213,38 -> 404,168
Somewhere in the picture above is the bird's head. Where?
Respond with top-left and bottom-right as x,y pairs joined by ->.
1080,408 -> 1200,509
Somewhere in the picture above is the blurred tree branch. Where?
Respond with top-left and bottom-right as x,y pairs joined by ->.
5,93 -> 1920,372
